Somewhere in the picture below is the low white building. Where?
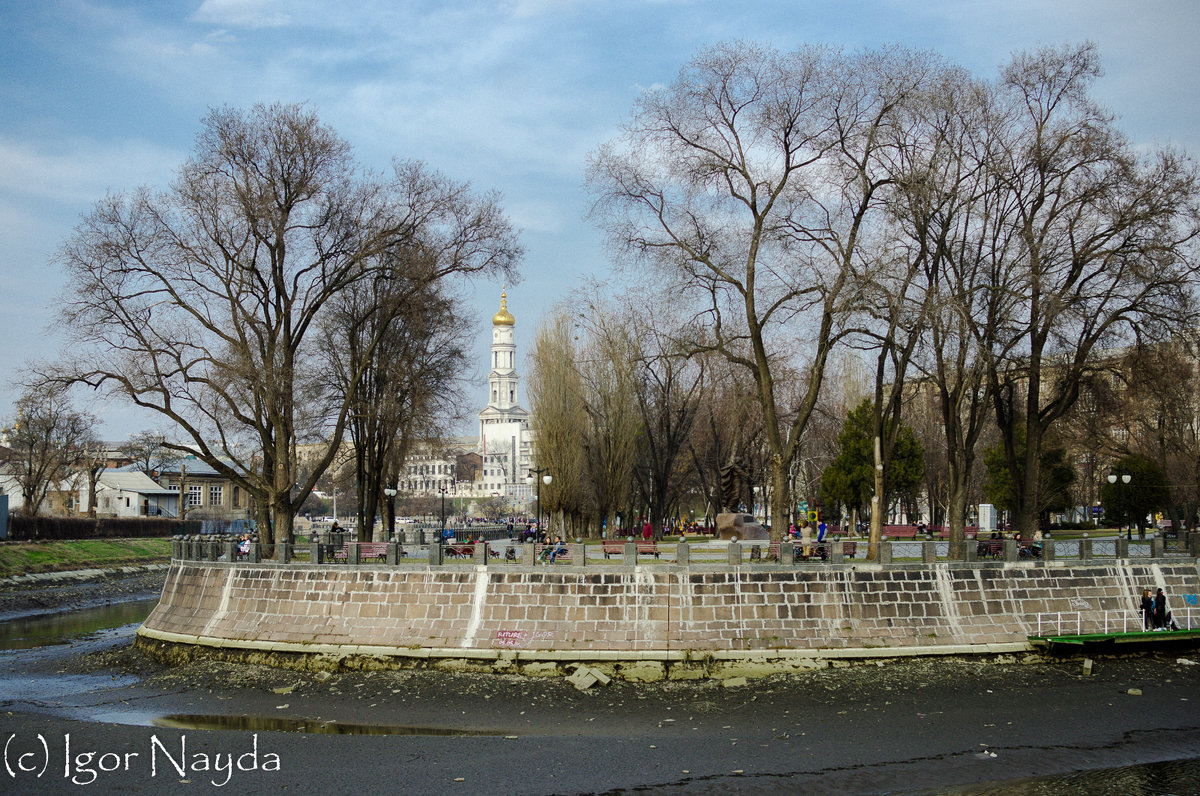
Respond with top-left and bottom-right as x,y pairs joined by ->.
81,470 -> 178,518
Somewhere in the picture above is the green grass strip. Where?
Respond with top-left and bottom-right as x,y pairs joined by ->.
0,538 -> 173,578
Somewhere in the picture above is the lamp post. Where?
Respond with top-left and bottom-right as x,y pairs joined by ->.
439,485 -> 448,538
384,487 -> 397,540
527,467 -> 552,536
1107,471 -> 1133,540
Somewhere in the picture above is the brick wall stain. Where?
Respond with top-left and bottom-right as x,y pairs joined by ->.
142,562 -> 1199,652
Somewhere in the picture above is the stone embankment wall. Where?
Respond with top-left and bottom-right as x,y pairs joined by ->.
138,560 -> 1200,679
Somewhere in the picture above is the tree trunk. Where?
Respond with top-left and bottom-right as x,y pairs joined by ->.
770,462 -> 789,542
946,465 -> 970,559
869,435 -> 884,560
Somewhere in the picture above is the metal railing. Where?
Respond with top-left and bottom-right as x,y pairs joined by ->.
1034,608 -> 1197,636
171,531 -> 1195,567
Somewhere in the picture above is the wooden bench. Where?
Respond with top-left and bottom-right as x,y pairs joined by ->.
760,540 -> 857,562
601,539 -> 659,559
637,541 -> 660,559
976,540 -> 1003,559
332,541 -> 391,562
602,539 -> 627,558
535,544 -> 571,562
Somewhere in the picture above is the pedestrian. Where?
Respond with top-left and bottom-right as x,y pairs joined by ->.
1139,588 -> 1154,630
800,521 -> 812,559
1154,588 -> 1180,631
643,517 -> 653,542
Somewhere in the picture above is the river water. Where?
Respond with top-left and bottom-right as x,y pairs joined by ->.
0,601 -> 1197,795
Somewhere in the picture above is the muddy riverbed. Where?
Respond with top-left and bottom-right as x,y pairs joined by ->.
1,570 -> 1199,795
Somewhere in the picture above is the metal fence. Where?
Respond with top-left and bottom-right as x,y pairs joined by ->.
171,531 -> 1196,568
1034,608 -> 1197,636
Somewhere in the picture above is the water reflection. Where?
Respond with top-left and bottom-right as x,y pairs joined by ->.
154,713 -> 507,736
910,756 -> 1200,795
0,598 -> 159,650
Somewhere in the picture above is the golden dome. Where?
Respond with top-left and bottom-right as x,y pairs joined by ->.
492,289 -> 515,326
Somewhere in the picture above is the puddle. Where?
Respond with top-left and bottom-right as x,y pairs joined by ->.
0,598 -> 159,650
153,713 -> 509,736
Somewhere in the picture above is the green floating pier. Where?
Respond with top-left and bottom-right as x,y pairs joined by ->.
1029,629 -> 1200,651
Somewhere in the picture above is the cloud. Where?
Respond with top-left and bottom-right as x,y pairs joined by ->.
0,136 -> 181,205
190,0 -> 291,28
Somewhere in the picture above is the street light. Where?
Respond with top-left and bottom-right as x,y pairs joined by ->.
1106,471 -> 1133,540
439,485 -> 448,539
527,467 -> 552,537
384,487 -> 397,540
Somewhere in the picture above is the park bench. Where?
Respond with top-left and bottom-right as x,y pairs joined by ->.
535,544 -> 572,563
637,540 -> 660,559
446,542 -> 498,559
332,541 -> 391,562
600,539 -> 659,559
976,539 -> 1004,559
601,539 -> 627,558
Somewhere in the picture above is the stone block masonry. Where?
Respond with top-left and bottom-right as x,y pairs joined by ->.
139,560 -> 1200,676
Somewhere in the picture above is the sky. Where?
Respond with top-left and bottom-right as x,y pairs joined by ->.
2,0 -> 1198,440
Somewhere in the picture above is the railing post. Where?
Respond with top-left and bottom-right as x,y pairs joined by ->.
570,543 -> 586,566
1190,531 -> 1200,558
1080,535 -> 1092,561
923,540 -> 937,564
623,542 -> 637,567
311,541 -> 323,564
965,538 -> 977,562
879,538 -> 892,565
676,541 -> 690,567
428,542 -> 443,566
520,541 -> 535,567
473,541 -> 487,565
386,541 -> 399,565
832,539 -> 845,564
224,539 -> 236,562
727,541 -> 742,566
780,541 -> 794,565
1004,539 -> 1018,562
280,541 -> 292,564
1117,537 -> 1129,559
1151,533 -> 1164,559
249,542 -> 260,563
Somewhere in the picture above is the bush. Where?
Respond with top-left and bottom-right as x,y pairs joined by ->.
8,516 -> 201,541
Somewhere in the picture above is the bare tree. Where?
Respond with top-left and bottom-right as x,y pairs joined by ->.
527,309 -> 588,533
626,313 -> 705,532
2,384 -> 96,517
574,294 -> 641,536
120,430 -> 169,474
589,42 -> 941,540
891,65 -> 1001,551
320,262 -> 473,541
978,45 -> 1200,535
52,103 -> 518,552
